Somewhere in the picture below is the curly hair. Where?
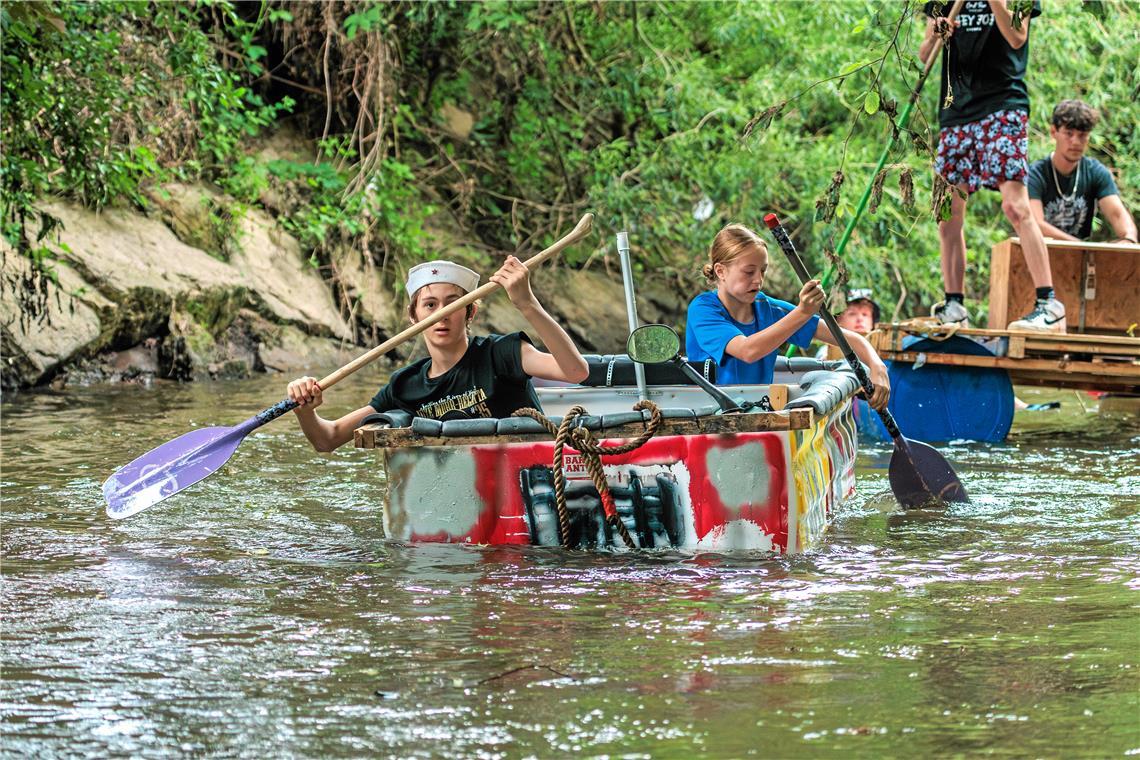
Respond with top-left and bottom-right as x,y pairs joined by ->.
1051,100 -> 1099,132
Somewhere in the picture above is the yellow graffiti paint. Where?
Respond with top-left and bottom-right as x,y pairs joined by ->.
788,400 -> 857,551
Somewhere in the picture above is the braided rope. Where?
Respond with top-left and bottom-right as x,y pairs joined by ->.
903,315 -> 962,342
512,400 -> 663,549
510,408 -> 570,543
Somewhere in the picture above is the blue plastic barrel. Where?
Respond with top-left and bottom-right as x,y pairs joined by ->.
863,334 -> 1014,444
850,397 -> 879,443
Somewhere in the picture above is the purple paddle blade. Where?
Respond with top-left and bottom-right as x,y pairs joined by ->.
103,422 -> 251,519
889,438 -> 969,509
102,398 -> 297,520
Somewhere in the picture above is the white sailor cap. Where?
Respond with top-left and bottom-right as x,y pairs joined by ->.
404,260 -> 480,297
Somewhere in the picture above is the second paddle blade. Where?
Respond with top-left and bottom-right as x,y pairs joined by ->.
102,424 -> 247,519
889,438 -> 969,509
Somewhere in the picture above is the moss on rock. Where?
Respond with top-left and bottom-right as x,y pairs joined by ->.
94,287 -> 172,352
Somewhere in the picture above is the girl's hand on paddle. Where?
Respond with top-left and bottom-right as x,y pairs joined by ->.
867,363 -> 891,411
287,376 -> 323,411
490,256 -> 537,308
795,279 -> 825,315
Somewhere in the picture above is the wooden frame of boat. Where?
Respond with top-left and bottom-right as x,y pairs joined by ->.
989,238 -> 1140,335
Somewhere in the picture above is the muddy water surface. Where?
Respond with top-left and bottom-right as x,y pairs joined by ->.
2,376 -> 1138,757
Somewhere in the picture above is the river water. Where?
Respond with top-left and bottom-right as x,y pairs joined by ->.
2,374 -> 1138,758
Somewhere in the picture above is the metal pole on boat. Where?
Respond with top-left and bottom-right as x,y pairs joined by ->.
617,231 -> 649,401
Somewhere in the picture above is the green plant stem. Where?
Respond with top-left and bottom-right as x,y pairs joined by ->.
785,0 -> 964,356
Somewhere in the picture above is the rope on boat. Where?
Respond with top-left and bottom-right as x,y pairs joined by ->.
512,400 -> 663,550
886,316 -> 963,341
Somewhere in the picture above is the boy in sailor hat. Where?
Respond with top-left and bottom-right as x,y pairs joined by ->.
285,255 -> 588,452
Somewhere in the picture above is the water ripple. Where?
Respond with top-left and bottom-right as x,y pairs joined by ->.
2,377 -> 1138,756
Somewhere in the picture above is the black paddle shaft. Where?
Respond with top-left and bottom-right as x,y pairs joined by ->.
764,216 -> 903,440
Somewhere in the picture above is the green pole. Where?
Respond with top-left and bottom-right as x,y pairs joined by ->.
786,0 -> 964,357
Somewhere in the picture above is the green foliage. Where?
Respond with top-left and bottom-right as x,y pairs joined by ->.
344,4 -> 384,40
864,91 -> 880,116
380,0 -> 1138,319
0,1 -> 288,262
4,0 -> 1137,333
228,141 -> 433,284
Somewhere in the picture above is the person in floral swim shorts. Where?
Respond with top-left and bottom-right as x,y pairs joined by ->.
921,1 -> 1065,333
937,109 -> 1031,193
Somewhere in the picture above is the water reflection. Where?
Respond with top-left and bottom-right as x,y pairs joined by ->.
2,378 -> 1138,756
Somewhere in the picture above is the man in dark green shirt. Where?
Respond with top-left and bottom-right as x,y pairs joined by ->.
1027,100 -> 1138,244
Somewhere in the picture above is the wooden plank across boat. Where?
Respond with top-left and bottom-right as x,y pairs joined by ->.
869,323 -> 1140,394
354,356 -> 862,553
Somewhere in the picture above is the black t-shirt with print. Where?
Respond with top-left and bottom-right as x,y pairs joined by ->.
925,0 -> 1042,128
369,332 -> 542,419
1027,156 -> 1119,240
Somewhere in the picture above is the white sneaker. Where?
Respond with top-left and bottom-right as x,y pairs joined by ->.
1007,297 -> 1066,333
931,299 -> 970,327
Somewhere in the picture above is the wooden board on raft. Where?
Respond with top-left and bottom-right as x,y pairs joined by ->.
355,406 -> 814,450
988,238 -> 1140,334
870,324 -> 1140,358
868,323 -> 1140,393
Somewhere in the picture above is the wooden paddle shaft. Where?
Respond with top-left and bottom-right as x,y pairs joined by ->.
315,213 -> 594,391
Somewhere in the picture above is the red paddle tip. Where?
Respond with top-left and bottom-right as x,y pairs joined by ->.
763,214 -> 780,229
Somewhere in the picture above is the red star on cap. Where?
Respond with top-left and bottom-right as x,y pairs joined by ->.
431,268 -> 439,275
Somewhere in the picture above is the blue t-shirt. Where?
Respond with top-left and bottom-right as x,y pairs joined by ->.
685,290 -> 820,385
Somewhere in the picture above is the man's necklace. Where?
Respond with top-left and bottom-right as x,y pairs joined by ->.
1050,152 -> 1081,203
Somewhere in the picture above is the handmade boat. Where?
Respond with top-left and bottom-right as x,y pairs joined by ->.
354,354 -> 861,553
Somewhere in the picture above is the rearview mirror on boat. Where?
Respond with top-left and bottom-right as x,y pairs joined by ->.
626,324 -> 681,365
626,323 -> 743,414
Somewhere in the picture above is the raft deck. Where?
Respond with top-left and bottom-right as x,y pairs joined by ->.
869,323 -> 1140,394
870,237 -> 1140,394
